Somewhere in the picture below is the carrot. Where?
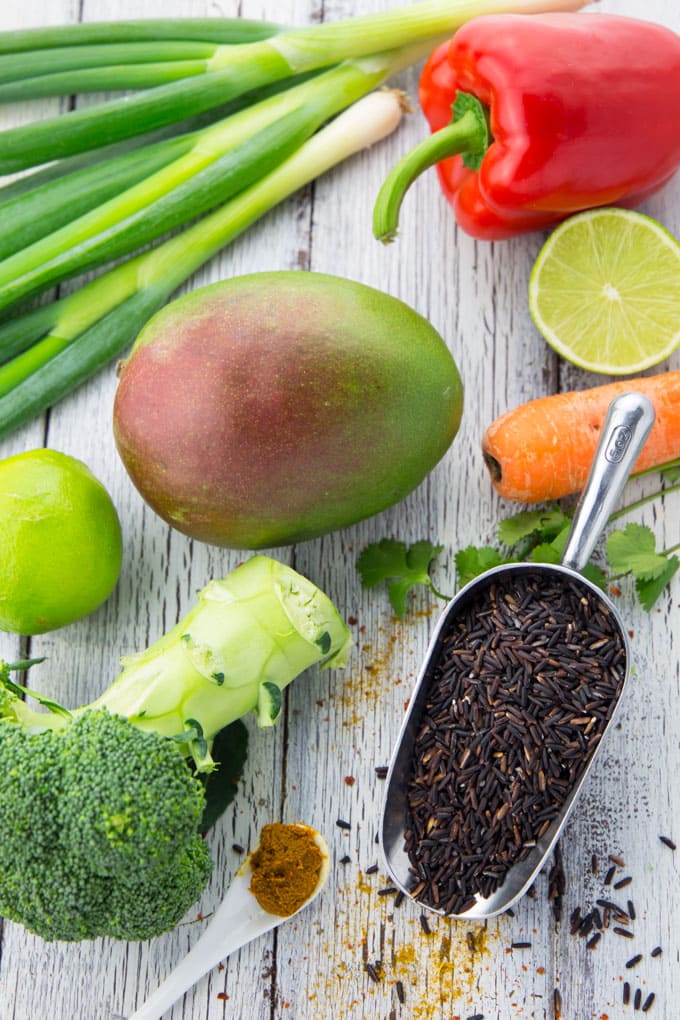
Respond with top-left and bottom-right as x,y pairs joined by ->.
482,371 -> 680,503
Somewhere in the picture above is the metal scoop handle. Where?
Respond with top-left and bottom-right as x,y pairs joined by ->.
561,392 -> 656,572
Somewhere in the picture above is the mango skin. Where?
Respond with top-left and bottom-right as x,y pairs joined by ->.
113,271 -> 463,549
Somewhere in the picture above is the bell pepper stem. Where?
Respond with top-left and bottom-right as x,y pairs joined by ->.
373,91 -> 489,243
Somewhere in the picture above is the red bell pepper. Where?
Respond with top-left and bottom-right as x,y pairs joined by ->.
373,13 -> 680,242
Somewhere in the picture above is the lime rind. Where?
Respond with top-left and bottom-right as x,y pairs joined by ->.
529,208 -> 680,375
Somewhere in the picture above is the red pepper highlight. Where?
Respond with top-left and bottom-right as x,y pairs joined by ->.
374,13 -> 680,242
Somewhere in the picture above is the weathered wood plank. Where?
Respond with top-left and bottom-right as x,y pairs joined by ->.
0,0 -> 678,1018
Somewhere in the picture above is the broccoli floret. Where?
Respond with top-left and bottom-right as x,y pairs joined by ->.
0,556 -> 349,943
0,708 -> 211,941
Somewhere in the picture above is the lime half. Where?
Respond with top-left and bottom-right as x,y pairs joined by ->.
529,208 -> 680,374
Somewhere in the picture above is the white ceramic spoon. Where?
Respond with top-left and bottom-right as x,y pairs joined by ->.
128,825 -> 330,1020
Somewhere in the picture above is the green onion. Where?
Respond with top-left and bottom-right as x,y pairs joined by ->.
0,48 -> 418,317
0,133 -> 196,261
0,0 -> 590,437
0,89 -> 406,437
0,18 -> 283,54
0,0 -> 588,171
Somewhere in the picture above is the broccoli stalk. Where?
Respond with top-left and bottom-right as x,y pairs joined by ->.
0,554 -> 349,942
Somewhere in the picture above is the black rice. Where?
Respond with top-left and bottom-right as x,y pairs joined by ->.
364,962 -> 381,983
603,865 -> 617,886
642,992 -> 655,1012
659,835 -> 676,851
625,954 -> 643,969
651,946 -> 662,958
403,571 -> 626,915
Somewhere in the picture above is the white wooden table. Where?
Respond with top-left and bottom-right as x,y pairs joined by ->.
0,1 -> 678,1018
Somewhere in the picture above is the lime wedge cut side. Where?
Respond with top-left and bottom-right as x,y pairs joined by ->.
528,208 -> 680,375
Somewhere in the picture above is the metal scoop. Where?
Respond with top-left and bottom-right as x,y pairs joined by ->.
128,824 -> 330,1020
380,391 -> 655,919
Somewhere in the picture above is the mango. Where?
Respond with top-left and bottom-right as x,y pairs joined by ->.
113,271 -> 463,549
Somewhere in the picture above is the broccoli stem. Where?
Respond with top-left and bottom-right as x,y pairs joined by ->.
2,556 -> 350,770
86,555 -> 350,758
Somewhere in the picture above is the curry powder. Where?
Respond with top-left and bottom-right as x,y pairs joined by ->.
249,822 -> 323,916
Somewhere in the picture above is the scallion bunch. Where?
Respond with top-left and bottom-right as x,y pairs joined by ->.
0,0 -> 586,438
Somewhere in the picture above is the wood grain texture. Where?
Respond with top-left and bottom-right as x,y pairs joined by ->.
0,1 -> 678,1018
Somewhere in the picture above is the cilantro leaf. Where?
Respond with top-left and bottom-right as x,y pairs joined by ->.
356,539 -> 446,618
498,508 -> 570,547
635,555 -> 680,611
606,524 -> 671,580
455,545 -> 507,586
529,542 -> 561,565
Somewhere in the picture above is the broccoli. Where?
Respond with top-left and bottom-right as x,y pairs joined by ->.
0,555 -> 349,942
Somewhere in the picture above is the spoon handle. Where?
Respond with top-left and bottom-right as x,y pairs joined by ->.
128,882 -> 277,1020
561,391 -> 655,573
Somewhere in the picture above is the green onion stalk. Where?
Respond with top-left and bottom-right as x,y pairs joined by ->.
0,88 -> 406,439
0,0 -> 588,172
0,0 -> 590,438
0,48 -> 424,317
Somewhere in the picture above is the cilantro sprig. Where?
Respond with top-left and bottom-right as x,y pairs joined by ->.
356,538 -> 447,619
357,482 -> 680,617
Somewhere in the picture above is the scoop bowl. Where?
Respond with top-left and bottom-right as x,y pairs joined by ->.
380,391 -> 655,919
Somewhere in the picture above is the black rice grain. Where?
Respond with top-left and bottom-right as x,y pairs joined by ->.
402,571 -> 626,915
553,987 -> 562,1019
396,980 -> 405,1004
642,992 -> 656,1012
634,988 -> 642,1009
614,926 -> 635,939
623,982 -> 631,1005
651,946 -> 662,958
625,954 -> 643,969
364,962 -> 380,984
659,835 -> 676,850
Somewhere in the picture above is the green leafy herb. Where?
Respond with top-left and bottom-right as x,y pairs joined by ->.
356,538 -> 446,619
497,507 -> 569,546
454,545 -> 506,586
606,523 -> 680,610
358,480 -> 679,616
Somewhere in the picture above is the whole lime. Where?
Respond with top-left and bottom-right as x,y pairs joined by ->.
0,449 -> 123,635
